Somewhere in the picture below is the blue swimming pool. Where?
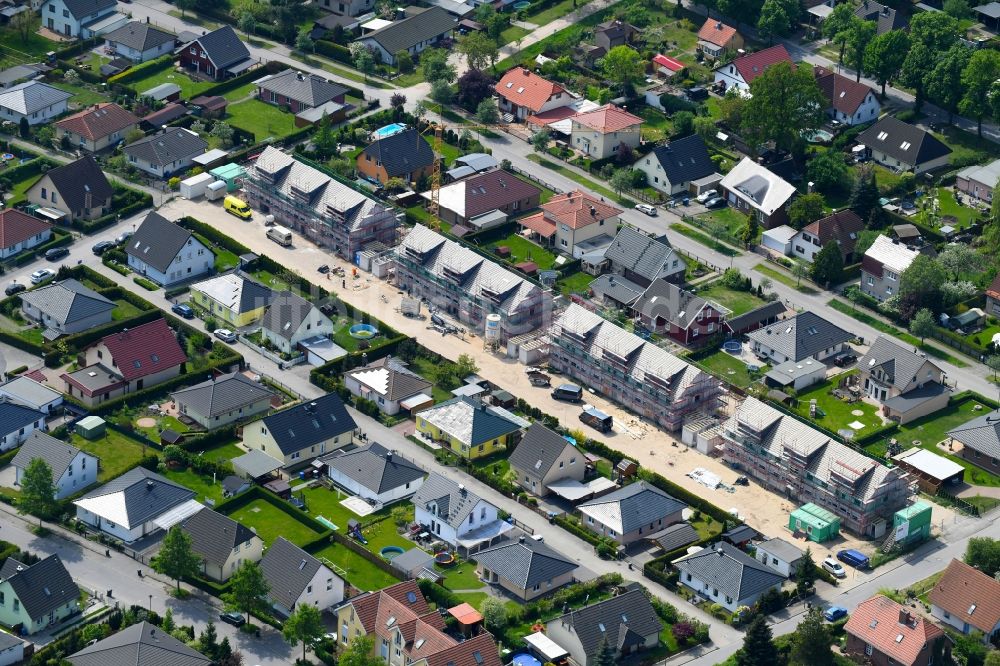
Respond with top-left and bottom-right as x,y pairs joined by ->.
373,123 -> 407,139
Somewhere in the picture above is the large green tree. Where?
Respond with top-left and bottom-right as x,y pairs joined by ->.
811,242 -> 844,287
224,561 -> 271,624
19,458 -> 58,522
741,61 -> 825,153
421,48 -> 456,83
806,150 -> 850,192
902,11 -> 961,108
601,46 -> 644,95
909,308 -> 936,343
757,0 -> 790,44
900,254 -> 948,318
457,31 -> 498,71
864,30 -> 910,96
591,636 -> 616,666
845,18 -> 877,82
282,603 -> 324,662
152,526 -> 201,592
789,608 -> 834,666
925,45 -> 973,123
787,192 -> 826,228
848,166 -> 880,221
961,49 -> 1000,135
823,2 -> 857,63
966,537 -> 1000,576
795,546 -> 820,593
339,636 -> 384,666
736,616 -> 779,666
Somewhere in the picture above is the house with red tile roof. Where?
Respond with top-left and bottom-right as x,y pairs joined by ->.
0,209 -> 51,259
790,209 -> 865,263
845,595 -> 948,666
653,54 -> 686,79
495,67 -> 574,121
62,317 -> 187,406
713,44 -> 792,93
519,190 -> 622,258
930,558 -> 1000,642
986,271 -> 1000,317
697,18 -> 743,59
814,66 -> 881,126
55,103 -> 141,153
569,104 -> 643,159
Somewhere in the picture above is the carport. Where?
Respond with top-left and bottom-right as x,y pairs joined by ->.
546,477 -> 617,501
232,449 -> 282,481
892,447 -> 965,493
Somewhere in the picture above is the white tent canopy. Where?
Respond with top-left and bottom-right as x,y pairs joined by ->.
524,632 -> 568,661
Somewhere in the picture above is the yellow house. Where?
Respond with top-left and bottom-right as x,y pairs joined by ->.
415,397 -> 524,459
190,273 -> 273,328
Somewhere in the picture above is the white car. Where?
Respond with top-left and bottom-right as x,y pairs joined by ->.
214,328 -> 237,343
29,268 -> 55,285
634,203 -> 658,216
696,189 -> 718,204
822,557 -> 846,578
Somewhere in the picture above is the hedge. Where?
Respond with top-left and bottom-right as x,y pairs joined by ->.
133,276 -> 158,291
315,40 -> 354,66
0,328 -> 44,355
417,578 -> 464,608
213,485 -> 333,537
553,514 -> 604,546
107,55 -> 173,86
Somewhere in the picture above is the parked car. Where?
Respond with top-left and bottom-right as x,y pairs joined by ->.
219,612 -> 245,627
823,606 -> 848,622
214,328 -> 237,343
318,264 -> 330,274
705,197 -> 726,209
4,283 -> 25,296
837,549 -> 871,569
92,240 -> 114,255
45,247 -> 69,261
696,189 -> 717,204
834,353 -> 857,367
634,203 -> 657,216
822,557 -> 846,578
115,231 -> 134,245
171,303 -> 195,319
29,268 -> 55,285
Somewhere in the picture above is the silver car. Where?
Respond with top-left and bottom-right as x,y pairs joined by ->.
214,328 -> 237,343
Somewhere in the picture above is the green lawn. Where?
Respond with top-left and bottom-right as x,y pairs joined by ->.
485,234 -> 557,270
197,441 -> 246,462
195,233 -> 240,271
693,348 -> 767,388
526,154 -> 633,205
790,373 -> 883,439
70,430 -> 150,482
409,356 -> 459,403
0,27 -> 59,58
312,542 -> 401,591
935,188 -> 978,228
522,0 -> 578,25
226,499 -> 325,546
111,299 -> 145,321
499,24 -> 530,46
225,100 -> 300,141
753,263 -> 816,294
129,67 -> 215,99
696,207 -> 754,244
134,414 -> 188,441
557,270 -> 594,296
636,106 -> 672,142
672,223 -> 740,257
694,282 -> 767,316
221,82 -> 257,102
50,82 -> 108,107
162,466 -> 225,504
4,164 -> 40,204
250,269 -> 292,292
439,559 -> 482,591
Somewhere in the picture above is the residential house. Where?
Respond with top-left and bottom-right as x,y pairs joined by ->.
475,534 -> 578,601
179,507 -> 263,582
0,555 -> 79,634
67,621 -> 212,666
243,392 -> 357,471
11,431 -> 97,499
170,372 -> 276,430
412,472 -> 511,552
814,66 -> 880,126
103,21 -> 176,62
190,273 -> 273,328
860,234 -> 919,302
929,558 -> 1000,642
495,67 -> 574,121
858,116 -> 952,174
947,409 -> 1000,475
244,146 -> 400,259
140,103 -> 187,130
178,25 -> 254,80
62,318 -> 188,406
124,129 -> 208,178
674,543 -> 785,612
0,208 -> 51,260
73,467 -> 197,542
958,158 -> 1000,201
519,190 -> 622,258
790,209 -> 865,263
416,396 -> 524,459
508,422 -> 585,497
746,310 -> 852,364
322,442 -> 425,505
858,336 -> 949,424
719,157 -> 796,229
0,81 -> 70,126
987,272 -> 1000,317
588,273 -> 645,308
697,19 -> 743,59
0,402 -> 46,452
256,69 -> 347,114
140,83 -> 181,103
18,278 -> 114,336
713,44 -> 792,93
845,595 -> 947,666
318,0 -> 373,17
260,537 -> 344,617
634,134 -> 717,197
546,589 -> 662,666
394,224 -> 549,341
569,104 -> 642,160
763,358 -> 827,391
0,634 -> 22,666
357,127 -> 434,186
548,303 -> 722,431
343,355 -> 432,416
54,103 -> 140,152
602,226 -> 686,286
27,155 -> 113,222
631,279 -> 726,345
594,20 -> 638,51
0,64 -> 42,90
646,522 -> 699,554
855,0 -> 907,34
0,376 -> 62,415
754,537 -> 804,578
425,169 -> 541,228
259,291 -> 334,355
726,301 -> 787,336
41,0 -> 117,37
125,212 -> 214,287
721,397 -> 912,536
356,7 -> 456,65
577,480 -> 686,545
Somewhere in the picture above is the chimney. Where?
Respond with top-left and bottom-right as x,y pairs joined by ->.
899,609 -> 911,626
458,483 -> 466,494
590,205 -> 596,216
386,451 -> 393,461
519,535 -> 526,543
716,21 -> 722,29
146,480 -> 154,490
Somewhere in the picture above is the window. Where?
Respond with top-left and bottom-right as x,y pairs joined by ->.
327,578 -> 334,590
469,514 -> 474,525
12,599 -> 18,612
865,644 -> 873,657
307,585 -> 312,594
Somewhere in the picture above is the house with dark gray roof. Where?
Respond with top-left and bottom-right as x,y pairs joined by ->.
357,128 -> 435,186
725,301 -> 786,336
171,372 -> 276,430
27,155 -> 113,222
546,588 -> 663,666
124,128 -> 208,177
588,273 -> 645,308
0,631 -> 23,666
19,278 -> 115,336
260,291 -> 334,355
645,521 -> 699,554
754,537 -> 804,578
509,422 -> 585,497
42,0 -> 119,38
577,480 -> 687,545
416,396 -> 524,460
0,401 -> 46,452
634,134 -> 718,196
602,227 -> 685,287
322,442 -> 426,504
256,70 -> 348,113
104,22 -> 177,63
858,116 -> 951,175
855,0 -> 907,34
858,336 -> 949,424
125,212 -> 213,287
73,467 -> 198,542
949,409 -> 1000,475
243,392 -> 357,472
746,310 -> 853,364
356,7 -> 456,65
11,431 -> 97,499
632,279 -> 727,346
412,472 -> 511,552
260,537 -> 343,617
475,534 -> 578,600
0,555 -> 79,634
343,355 -> 432,416
674,542 -> 785,611
179,25 -> 254,80
68,621 -> 211,666
179,507 -> 263,582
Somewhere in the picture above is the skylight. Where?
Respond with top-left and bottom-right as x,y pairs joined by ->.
598,623 -> 606,632
415,639 -> 425,649
969,604 -> 977,615
895,634 -> 904,643
869,619 -> 878,628
387,616 -> 397,627
877,131 -> 889,141
900,141 -> 911,151
473,652 -> 484,665
406,591 -> 417,603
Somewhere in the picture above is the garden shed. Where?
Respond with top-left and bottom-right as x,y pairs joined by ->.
75,416 -> 106,440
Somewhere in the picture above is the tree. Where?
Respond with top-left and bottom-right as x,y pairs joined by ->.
396,51 -> 414,74
788,192 -> 826,228
430,79 -> 453,106
796,547 -> 820,593
811,242 -> 844,287
19,458 -> 58,522
199,621 -> 219,659
421,48 -> 455,84
454,353 -> 478,379
985,190 -> 1000,253
339,636 -> 384,666
849,166 -> 880,220
742,61 -> 825,153
210,122 -> 235,148
985,651 -> 1000,666
944,0 -> 972,19
480,597 -> 507,634
238,11 -> 256,37
477,99 -> 499,125
736,616 -> 778,666
823,2 -> 857,63
18,116 -> 29,139
903,12 -> 961,108
456,69 -> 494,111
531,129 -> 551,153
224,561 -> 270,624
909,308 -> 937,344
966,537 -> 1000,576
34,125 -> 54,149
961,49 -> 1000,135
806,150 -> 849,192
900,254 -> 948,318
693,116 -> 716,139
283,603 -> 324,662
458,32 -> 498,71
741,214 -> 759,248
845,18 -> 877,82
673,111 -> 695,137
11,10 -> 38,42
601,45 -> 644,95
989,355 -> 1000,381
791,261 -> 808,287
864,30 -> 909,96
954,631 -> 988,666
757,0 -> 790,44
717,88 -> 747,129
354,48 -> 375,82
152,526 -> 200,592
591,636 -> 616,666
789,608 -> 833,666
295,30 -> 315,53
610,169 -> 632,196
938,243 -> 983,280
901,43 -> 936,109
926,45 -> 972,123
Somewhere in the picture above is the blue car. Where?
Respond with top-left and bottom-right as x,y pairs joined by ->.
824,606 -> 848,622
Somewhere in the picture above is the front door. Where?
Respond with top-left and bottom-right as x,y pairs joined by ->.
63,23 -> 70,36
47,17 -> 53,29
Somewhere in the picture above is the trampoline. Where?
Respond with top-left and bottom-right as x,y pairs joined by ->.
511,655 -> 541,666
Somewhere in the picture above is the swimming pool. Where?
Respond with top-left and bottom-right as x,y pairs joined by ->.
373,123 -> 407,139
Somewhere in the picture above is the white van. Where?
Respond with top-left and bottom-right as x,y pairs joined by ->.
266,225 -> 293,247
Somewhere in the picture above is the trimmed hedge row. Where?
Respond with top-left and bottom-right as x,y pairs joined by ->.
107,55 -> 173,86
315,40 -> 354,66
554,514 -> 604,546
9,228 -> 73,267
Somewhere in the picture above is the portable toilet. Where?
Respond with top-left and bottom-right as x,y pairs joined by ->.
789,502 -> 840,542
205,180 -> 227,201
209,163 -> 247,192
75,416 -> 106,440
891,501 -> 932,548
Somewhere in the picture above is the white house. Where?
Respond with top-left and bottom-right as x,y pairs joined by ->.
11,432 -> 97,500
747,311 -> 853,364
633,134 -> 717,197
754,537 -> 804,578
673,543 -> 785,612
857,116 -> 952,175
260,537 -> 344,617
322,443 -> 426,505
0,402 -> 46,452
0,82 -> 71,126
929,558 -> 1000,643
125,212 -> 214,287
260,291 -> 335,355
814,66 -> 881,126
860,234 -> 919,302
0,376 -> 63,415
568,104 -> 642,160
103,22 -> 177,63
712,44 -> 792,93
123,128 -> 208,178
412,473 -> 511,553
42,0 -> 118,38
342,355 -> 432,416
0,209 -> 51,260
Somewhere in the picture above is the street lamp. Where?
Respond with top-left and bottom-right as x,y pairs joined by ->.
148,594 -> 152,613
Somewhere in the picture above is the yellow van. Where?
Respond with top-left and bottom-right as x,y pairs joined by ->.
224,195 -> 252,220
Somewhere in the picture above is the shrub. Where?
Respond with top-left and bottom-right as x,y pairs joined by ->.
132,276 -> 158,291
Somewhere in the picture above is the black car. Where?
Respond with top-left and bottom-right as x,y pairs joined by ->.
834,353 -> 857,367
318,264 -> 330,274
4,283 -> 25,296
45,247 -> 69,261
92,240 -> 114,255
219,611 -> 246,627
